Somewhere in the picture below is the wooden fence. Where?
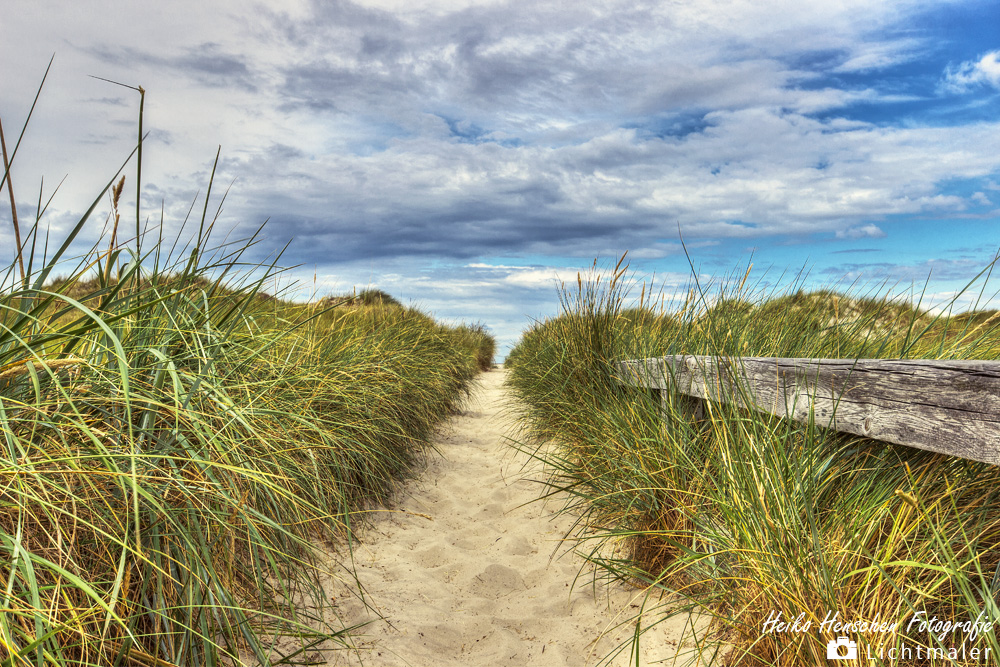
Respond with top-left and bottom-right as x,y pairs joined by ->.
616,356 -> 1000,465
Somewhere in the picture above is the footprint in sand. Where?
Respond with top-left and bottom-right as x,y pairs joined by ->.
321,369 -> 701,667
469,563 -> 527,599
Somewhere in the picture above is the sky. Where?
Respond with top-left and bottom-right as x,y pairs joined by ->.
2,0 -> 1000,356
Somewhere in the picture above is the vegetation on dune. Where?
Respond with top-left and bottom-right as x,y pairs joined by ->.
505,256 -> 1000,665
0,78 -> 494,665
316,290 -> 496,372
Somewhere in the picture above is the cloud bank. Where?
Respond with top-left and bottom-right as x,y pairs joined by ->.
2,0 -> 1000,353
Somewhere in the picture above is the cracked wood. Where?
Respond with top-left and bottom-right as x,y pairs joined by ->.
617,356 -> 1000,465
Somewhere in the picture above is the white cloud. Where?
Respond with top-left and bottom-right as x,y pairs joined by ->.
941,50 -> 1000,93
465,262 -> 533,270
833,38 -> 924,73
502,267 -> 585,288
836,224 -> 887,240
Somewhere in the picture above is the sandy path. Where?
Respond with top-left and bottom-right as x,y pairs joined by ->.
322,368 -> 693,666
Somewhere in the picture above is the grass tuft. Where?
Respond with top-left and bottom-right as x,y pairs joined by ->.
506,256 -> 1000,665
1,74 -> 494,665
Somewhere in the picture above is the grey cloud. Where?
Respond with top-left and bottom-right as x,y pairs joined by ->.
87,42 -> 257,91
84,96 -> 128,106
279,0 -> 403,43
266,0 -> 861,138
277,60 -> 423,113
255,199 -> 635,265
265,144 -> 305,161
178,45 -> 255,89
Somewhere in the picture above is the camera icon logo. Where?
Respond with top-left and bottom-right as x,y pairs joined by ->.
827,636 -> 857,660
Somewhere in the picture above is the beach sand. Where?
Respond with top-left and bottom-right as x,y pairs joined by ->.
319,368 -> 702,666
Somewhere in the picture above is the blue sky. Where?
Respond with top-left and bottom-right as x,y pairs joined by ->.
2,0 -> 1000,356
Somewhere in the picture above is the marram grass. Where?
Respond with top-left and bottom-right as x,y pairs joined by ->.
506,258 -> 1000,666
0,84 -> 494,665
0,255 -> 493,667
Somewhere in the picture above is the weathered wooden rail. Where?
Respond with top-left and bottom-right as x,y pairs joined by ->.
616,356 -> 1000,465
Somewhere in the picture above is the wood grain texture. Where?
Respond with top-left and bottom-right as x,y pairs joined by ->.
617,356 -> 1000,465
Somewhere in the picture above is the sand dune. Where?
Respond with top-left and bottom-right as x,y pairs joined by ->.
320,368 -> 699,666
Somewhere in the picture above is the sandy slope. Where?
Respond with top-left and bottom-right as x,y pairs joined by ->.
320,368 -> 698,666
